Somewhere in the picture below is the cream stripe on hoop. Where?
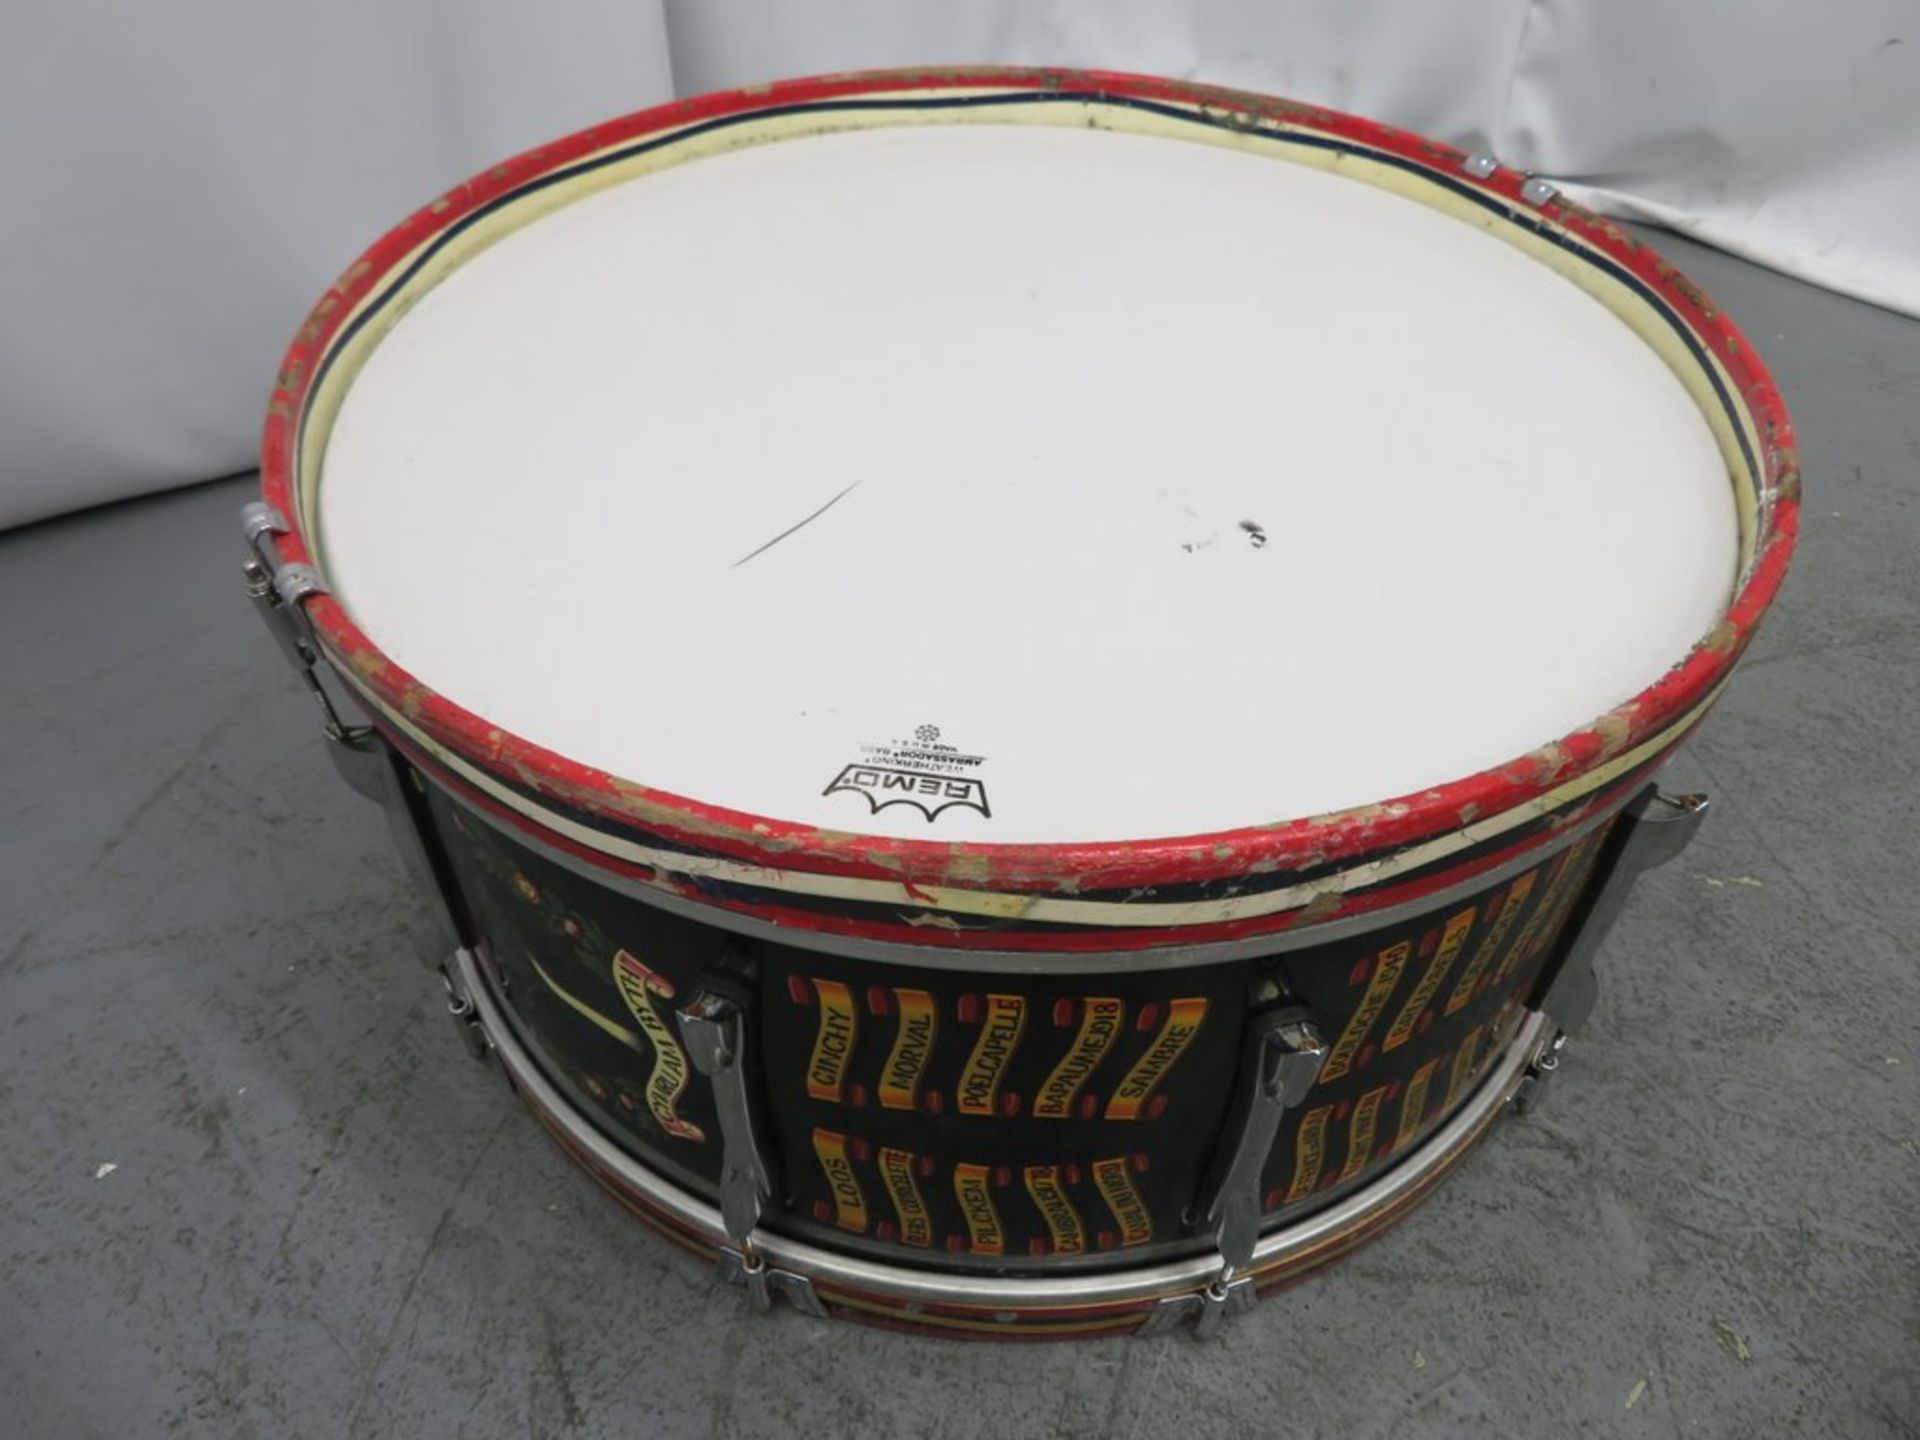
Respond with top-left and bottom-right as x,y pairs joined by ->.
338,656 -> 1721,930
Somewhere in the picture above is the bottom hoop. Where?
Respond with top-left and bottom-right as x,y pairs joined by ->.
456,947 -> 1547,1339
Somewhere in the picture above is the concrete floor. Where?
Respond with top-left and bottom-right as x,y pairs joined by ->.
2,229 -> 1915,1439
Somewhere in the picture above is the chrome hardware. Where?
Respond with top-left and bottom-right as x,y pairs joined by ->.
241,499 -> 289,553
329,722 -> 464,967
242,503 -> 466,966
1535,788 -> 1709,1045
1509,1027 -> 1565,1116
716,1246 -> 826,1318
1463,153 -> 1499,179
1137,1273 -> 1258,1339
272,562 -> 328,607
441,957 -> 493,1062
325,724 -> 390,804
1629,790 -> 1711,867
242,556 -> 315,699
1200,1007 -> 1328,1272
1521,175 -> 1559,206
677,985 -> 775,1249
680,978 -> 810,1320
1150,1004 -> 1327,1338
239,503 -> 358,743
368,739 -> 465,966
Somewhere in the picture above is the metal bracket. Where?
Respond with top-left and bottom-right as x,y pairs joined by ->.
679,974 -> 812,1320
716,1246 -> 826,1318
325,723 -> 391,804
1513,788 -> 1708,1118
441,957 -> 493,1063
1143,1003 -> 1326,1338
1534,788 -> 1710,1044
1200,1006 -> 1328,1272
1509,1026 -> 1564,1116
1137,1274 -> 1259,1340
244,503 -> 468,966
240,502 -> 360,744
329,723 -> 467,967
678,982 -> 777,1248
1462,155 -> 1558,206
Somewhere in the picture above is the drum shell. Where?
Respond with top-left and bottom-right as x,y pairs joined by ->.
413,757 -> 1613,1279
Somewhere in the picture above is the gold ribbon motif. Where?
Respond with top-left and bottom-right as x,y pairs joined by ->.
1446,874 -> 1536,1016
1104,998 -> 1207,1120
958,995 -> 1027,1116
812,1128 -> 868,1233
523,950 -> 705,1144
953,1162 -> 1004,1255
1337,1085 -> 1391,1183
1023,1166 -> 1086,1256
806,979 -> 858,1103
610,950 -> 705,1143
878,988 -> 936,1111
1033,998 -> 1124,1119
877,1147 -> 933,1246
1384,908 -> 1476,1051
1092,1157 -> 1153,1248
1284,1105 -> 1332,1205
1320,943 -> 1409,1084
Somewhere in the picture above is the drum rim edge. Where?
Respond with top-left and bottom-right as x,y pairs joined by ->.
258,66 -> 1799,911
428,743 -> 1639,969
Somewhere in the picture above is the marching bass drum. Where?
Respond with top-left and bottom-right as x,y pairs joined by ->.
243,68 -> 1797,1338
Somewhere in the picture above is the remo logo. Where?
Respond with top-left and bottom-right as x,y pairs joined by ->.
823,723 -> 991,823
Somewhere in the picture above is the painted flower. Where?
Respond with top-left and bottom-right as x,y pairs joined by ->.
562,917 -> 584,940
580,1074 -> 608,1100
513,872 -> 540,904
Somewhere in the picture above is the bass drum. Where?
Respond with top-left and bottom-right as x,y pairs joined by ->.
242,68 -> 1797,1337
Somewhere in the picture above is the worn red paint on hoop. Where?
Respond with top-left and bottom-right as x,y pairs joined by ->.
259,67 -> 1798,928
377,712 -> 1674,952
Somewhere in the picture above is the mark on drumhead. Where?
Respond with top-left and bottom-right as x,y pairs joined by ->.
731,480 -> 863,569
1239,519 -> 1268,548
822,724 -> 991,823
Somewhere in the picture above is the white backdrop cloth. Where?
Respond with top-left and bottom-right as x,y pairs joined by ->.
3,0 -> 1915,529
0,0 -> 674,530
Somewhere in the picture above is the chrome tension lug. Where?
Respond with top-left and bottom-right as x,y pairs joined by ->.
239,504 -> 362,742
247,500 -> 467,966
716,1246 -> 825,1319
684,975 -> 816,1319
441,961 -> 492,1063
1510,1028 -> 1566,1117
1146,1004 -> 1324,1341
1535,786 -> 1711,1042
325,722 -> 389,802
1198,1005 -> 1328,1273
679,980 -> 777,1251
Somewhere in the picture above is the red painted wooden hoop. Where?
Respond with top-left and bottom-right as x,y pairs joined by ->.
259,66 -> 1799,901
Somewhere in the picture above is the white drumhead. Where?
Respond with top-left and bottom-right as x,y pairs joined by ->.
317,122 -> 1737,844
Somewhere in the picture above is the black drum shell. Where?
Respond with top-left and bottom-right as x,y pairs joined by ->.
423,776 -> 1607,1275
